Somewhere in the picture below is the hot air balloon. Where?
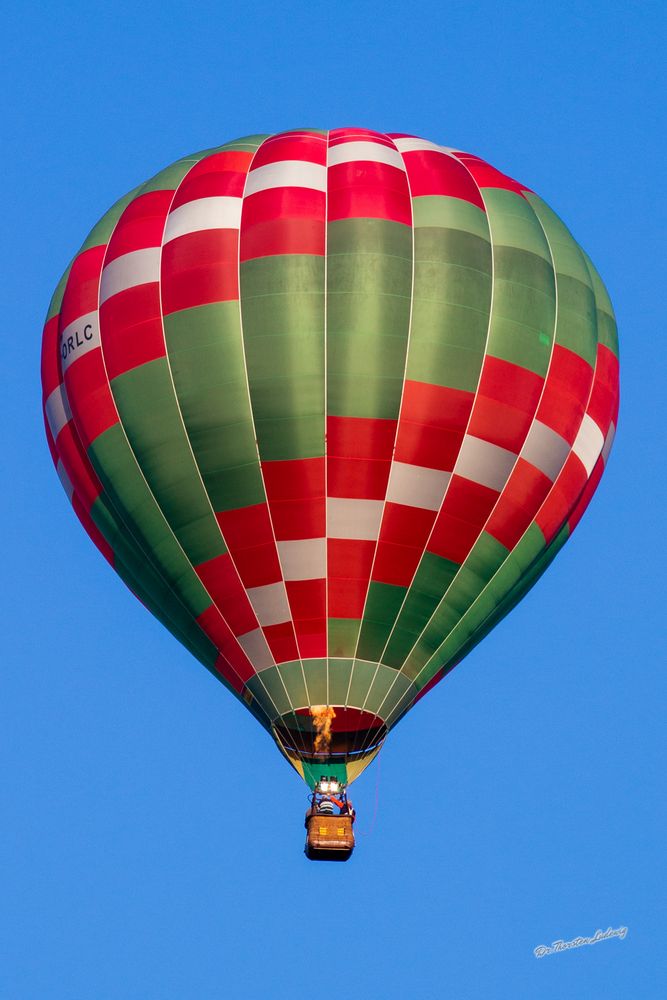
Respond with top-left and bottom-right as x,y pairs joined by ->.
42,129 -> 619,858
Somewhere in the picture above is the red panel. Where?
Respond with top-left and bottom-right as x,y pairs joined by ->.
327,161 -> 411,225
195,552 -> 257,635
378,502 -> 434,548
286,579 -> 326,620
535,455 -> 587,544
372,540 -> 422,586
295,624 -> 327,659
250,133 -> 327,168
240,216 -> 325,260
64,352 -> 118,447
105,190 -> 173,262
263,457 -> 325,540
468,397 -> 534,453
327,539 -> 375,579
568,458 -> 604,534
428,512 -> 482,565
197,605 -> 254,683
100,284 -> 165,378
486,460 -> 552,549
395,379 -> 473,470
453,154 -> 529,197
271,498 -> 326,540
161,229 -> 238,313
214,656 -> 246,694
263,621 -> 299,663
216,503 -> 273,547
587,345 -> 619,433
329,127 -> 396,147
327,415 -> 396,499
263,457 -> 324,500
401,149 -> 486,209
59,246 -> 105,328
328,578 -> 367,618
242,186 -> 325,226
536,345 -> 594,443
169,150 -> 253,208
216,504 -> 282,587
441,476 -> 499,524
56,423 -> 103,510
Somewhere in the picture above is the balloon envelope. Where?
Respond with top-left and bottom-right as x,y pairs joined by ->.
42,129 -> 619,787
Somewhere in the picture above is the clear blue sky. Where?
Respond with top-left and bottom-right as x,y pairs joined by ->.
3,2 -> 664,997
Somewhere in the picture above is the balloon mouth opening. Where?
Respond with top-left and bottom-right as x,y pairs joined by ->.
273,706 -> 387,762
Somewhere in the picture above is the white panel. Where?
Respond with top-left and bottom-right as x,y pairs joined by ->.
244,160 -> 327,196
45,383 -> 72,441
386,462 -> 450,510
99,247 -> 161,304
246,582 -> 291,626
521,421 -> 571,481
327,141 -> 406,171
277,538 -> 326,581
237,628 -> 274,671
59,311 -> 100,374
572,413 -> 604,476
56,460 -> 75,501
327,498 -> 384,540
602,421 -> 616,465
456,435 -> 516,492
164,196 -> 242,243
392,137 -> 455,155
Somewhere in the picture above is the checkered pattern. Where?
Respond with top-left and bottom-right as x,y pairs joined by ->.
42,129 -> 619,785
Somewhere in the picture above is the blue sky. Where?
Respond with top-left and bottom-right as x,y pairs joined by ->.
2,2 -> 664,997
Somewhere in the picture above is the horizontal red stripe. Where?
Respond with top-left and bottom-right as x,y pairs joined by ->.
372,540 -> 423,587
100,284 -> 165,379
64,352 -> 118,447
197,606 -> 255,683
196,553 -> 257,635
535,455 -> 587,544
59,246 -> 105,328
485,460 -> 552,549
251,134 -> 327,168
328,415 -> 397,459
161,230 -> 239,313
327,168 -> 411,224
263,457 -> 324,500
442,475 -> 499,524
295,625 -> 327,659
41,316 -> 63,395
286,579 -> 326,620
402,150 -> 486,209
378,502 -> 435,548
428,511 -> 482,564
240,217 -> 325,260
170,151 -> 252,208
328,578 -> 367,618
327,538 -> 375,579
327,457 -> 391,500
536,346 -> 594,443
453,154 -> 529,197
263,621 -> 299,663
105,191 -> 173,261
329,128 -> 395,147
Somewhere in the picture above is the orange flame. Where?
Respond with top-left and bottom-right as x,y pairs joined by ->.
311,705 -> 336,755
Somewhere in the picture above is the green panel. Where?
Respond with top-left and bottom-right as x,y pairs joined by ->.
363,663 -> 410,715
525,193 -> 598,367
327,217 -> 412,420
356,582 -> 407,662
582,251 -> 619,357
276,660 -> 309,708
164,302 -> 265,511
246,666 -> 291,718
407,224 -> 491,392
240,255 -> 325,461
328,618 -> 360,658
381,553 -> 459,668
301,658 -> 328,706
486,246 -> 555,375
302,760 -> 349,790
327,659 -> 354,704
483,189 -> 553,263
346,659 -> 379,708
111,358 -> 225,564
412,195 -> 489,240
88,425 -> 211,617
